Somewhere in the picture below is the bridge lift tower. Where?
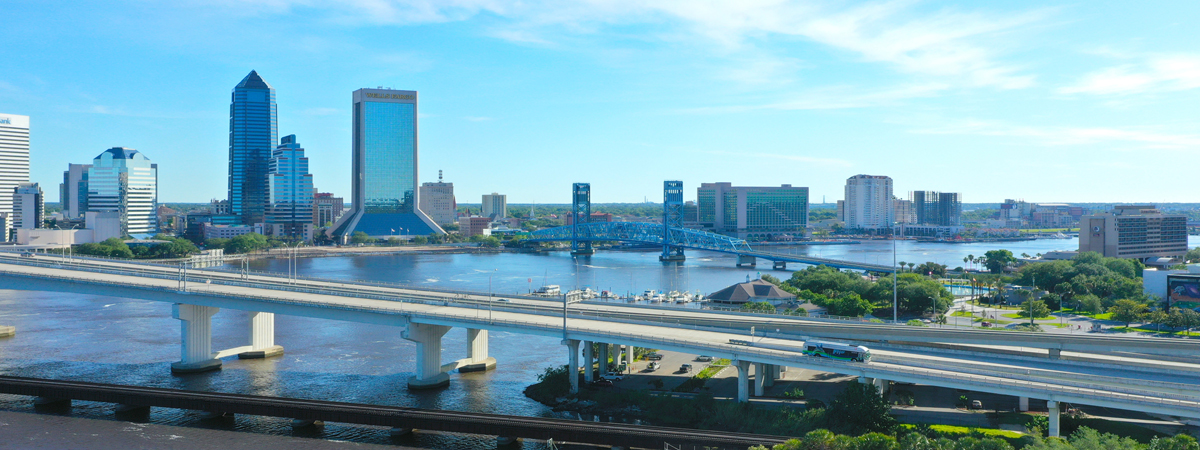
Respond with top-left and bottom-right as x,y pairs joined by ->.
570,183 -> 594,256
660,180 -> 685,262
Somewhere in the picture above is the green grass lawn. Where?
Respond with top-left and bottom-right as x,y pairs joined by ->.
951,310 -> 974,317
968,300 -> 1023,311
973,317 -> 1013,324
899,424 -> 1024,439
1111,326 -> 1200,336
1001,313 -> 1055,320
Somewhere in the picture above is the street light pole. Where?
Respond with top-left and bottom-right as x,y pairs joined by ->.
893,225 -> 898,323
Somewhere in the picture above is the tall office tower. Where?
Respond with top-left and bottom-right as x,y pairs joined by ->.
843,174 -> 893,230
1080,205 -> 1187,260
88,148 -> 158,236
228,70 -> 278,226
696,182 -> 808,239
12,182 -> 43,230
0,114 -> 30,222
418,170 -> 456,226
265,135 -> 315,241
482,193 -> 506,220
911,190 -> 963,226
60,163 -> 91,219
334,88 -> 442,238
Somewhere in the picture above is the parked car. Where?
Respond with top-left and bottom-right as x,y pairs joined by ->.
647,361 -> 661,371
19,252 -> 33,258
593,379 -> 613,387
971,400 -> 983,410
646,353 -> 663,361
603,373 -> 624,381
679,363 -> 693,373
696,355 -> 713,362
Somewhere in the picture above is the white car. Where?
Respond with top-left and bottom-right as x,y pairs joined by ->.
647,362 -> 661,371
603,372 -> 624,381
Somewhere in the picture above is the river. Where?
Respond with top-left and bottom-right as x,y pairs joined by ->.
0,236 -> 1195,447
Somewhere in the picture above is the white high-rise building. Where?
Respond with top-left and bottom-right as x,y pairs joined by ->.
88,148 -> 158,236
843,174 -> 893,231
419,170 -> 456,226
12,182 -> 43,230
482,192 -> 506,220
0,114 -> 31,223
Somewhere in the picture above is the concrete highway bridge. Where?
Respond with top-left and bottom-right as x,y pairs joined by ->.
0,253 -> 1198,437
528,221 -> 896,271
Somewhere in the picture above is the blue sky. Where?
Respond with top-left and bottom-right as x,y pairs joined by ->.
3,1 -> 1198,205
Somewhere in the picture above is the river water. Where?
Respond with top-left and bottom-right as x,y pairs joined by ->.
0,237 -> 1195,447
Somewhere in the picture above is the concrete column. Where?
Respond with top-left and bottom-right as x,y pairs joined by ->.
239,312 -> 284,359
598,343 -> 609,374
754,362 -> 766,396
1049,348 -> 1062,360
1019,396 -> 1029,412
402,323 -> 451,389
564,339 -> 580,394
764,364 -> 776,388
582,341 -> 594,382
459,328 -> 497,372
874,378 -> 887,395
625,345 -> 634,369
735,360 -> 750,402
1047,400 -> 1060,437
775,364 -> 784,380
171,304 -> 222,373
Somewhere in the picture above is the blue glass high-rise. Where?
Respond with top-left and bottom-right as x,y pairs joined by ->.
266,134 -> 314,241
334,88 -> 442,238
228,70 -> 277,226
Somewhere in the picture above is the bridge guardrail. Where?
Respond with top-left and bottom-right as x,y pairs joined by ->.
1,262 -> 1198,413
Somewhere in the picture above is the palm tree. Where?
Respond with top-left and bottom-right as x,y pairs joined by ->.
907,262 -> 916,272
898,261 -> 907,273
967,254 -> 975,271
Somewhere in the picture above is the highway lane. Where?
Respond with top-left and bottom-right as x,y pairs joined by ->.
5,252 -> 1195,362
0,258 -> 1198,419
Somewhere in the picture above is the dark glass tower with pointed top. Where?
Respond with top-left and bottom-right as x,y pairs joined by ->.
228,70 -> 278,225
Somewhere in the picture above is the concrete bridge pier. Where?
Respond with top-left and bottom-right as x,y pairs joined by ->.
598,343 -> 610,373
1048,348 -> 1062,360
734,360 -> 750,402
564,339 -> 580,394
171,304 -> 222,374
459,329 -> 497,372
624,345 -> 634,369
773,261 -> 786,270
754,363 -> 766,396
582,340 -> 594,383
1047,401 -> 1060,437
403,323 -> 451,389
736,255 -> 757,268
1019,397 -> 1029,412
238,312 -> 284,359
763,364 -> 776,388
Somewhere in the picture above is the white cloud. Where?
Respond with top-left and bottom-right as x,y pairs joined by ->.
912,118 -> 1200,149
211,0 -> 1046,89
680,82 -> 948,113
1060,54 -> 1200,95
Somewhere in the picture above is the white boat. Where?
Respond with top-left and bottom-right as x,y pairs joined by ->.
534,285 -> 560,296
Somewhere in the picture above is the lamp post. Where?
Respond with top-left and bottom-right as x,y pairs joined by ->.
563,289 -> 584,339
55,224 -> 78,261
286,241 -> 305,284
488,268 -> 497,323
893,225 -> 898,323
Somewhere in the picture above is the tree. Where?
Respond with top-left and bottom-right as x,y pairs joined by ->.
823,293 -> 875,317
1108,299 -> 1148,328
1147,309 -> 1170,332
1186,248 -> 1200,264
915,262 -> 947,278
983,249 -> 1016,274
1168,308 -> 1200,334
225,233 -> 270,254
412,236 -> 428,245
826,382 -> 896,434
740,301 -> 776,314
1077,294 -> 1103,315
349,231 -> 372,245
1017,299 -> 1050,321
1068,426 -> 1140,450
1148,434 -> 1200,450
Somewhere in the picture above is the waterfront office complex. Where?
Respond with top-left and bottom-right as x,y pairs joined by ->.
88,148 -> 158,236
11,182 -> 43,231
335,88 -> 442,238
696,182 -> 808,239
418,171 -> 456,226
482,193 -> 507,220
0,114 -> 30,232
228,70 -> 278,226
1079,205 -> 1187,260
843,175 -> 894,231
911,191 -> 962,226
265,135 -> 315,241
60,163 -> 91,219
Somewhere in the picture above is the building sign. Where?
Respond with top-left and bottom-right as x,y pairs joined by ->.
364,93 -> 415,100
0,118 -> 10,125
1166,274 -> 1200,310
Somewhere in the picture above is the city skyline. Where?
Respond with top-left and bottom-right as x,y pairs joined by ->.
3,2 -> 1199,204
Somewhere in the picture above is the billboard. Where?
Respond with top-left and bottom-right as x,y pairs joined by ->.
1166,275 -> 1200,310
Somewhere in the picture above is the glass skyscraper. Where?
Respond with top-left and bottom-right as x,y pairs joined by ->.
266,135 -> 314,241
697,182 -> 808,239
88,148 -> 158,236
228,70 -> 277,226
334,88 -> 442,238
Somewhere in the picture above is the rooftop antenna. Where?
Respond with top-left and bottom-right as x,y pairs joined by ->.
438,170 -> 443,183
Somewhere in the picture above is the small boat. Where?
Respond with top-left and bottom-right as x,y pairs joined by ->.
534,285 -> 561,296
